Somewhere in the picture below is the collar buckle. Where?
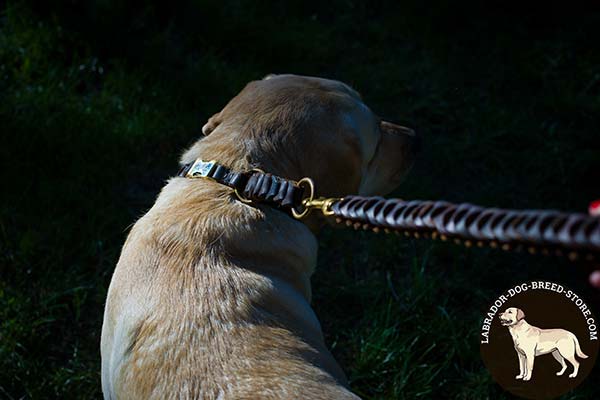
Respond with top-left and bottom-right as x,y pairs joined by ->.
187,159 -> 217,179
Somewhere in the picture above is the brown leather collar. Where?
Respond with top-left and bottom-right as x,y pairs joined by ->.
178,159 -> 305,212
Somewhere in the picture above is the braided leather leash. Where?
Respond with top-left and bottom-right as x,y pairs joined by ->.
326,196 -> 600,261
179,159 -> 600,261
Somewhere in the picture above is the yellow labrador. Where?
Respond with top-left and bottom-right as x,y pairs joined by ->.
499,307 -> 588,381
101,74 -> 418,399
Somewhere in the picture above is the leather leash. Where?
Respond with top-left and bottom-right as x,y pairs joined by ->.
179,159 -> 600,261
329,196 -> 600,262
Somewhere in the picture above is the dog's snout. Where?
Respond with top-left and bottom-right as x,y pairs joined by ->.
398,126 -> 416,137
391,124 -> 420,154
381,121 -> 420,154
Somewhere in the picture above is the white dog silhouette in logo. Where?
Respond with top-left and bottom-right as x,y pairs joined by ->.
499,307 -> 588,381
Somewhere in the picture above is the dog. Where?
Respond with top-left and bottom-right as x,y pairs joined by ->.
100,74 -> 418,399
499,307 -> 588,381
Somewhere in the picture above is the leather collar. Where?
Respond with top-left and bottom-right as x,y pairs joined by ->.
178,159 -> 305,212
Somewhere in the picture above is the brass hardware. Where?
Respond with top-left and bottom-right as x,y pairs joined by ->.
304,197 -> 338,215
291,177 -> 340,219
233,189 -> 254,204
291,177 -> 315,219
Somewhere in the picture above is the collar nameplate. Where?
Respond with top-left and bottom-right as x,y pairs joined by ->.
187,159 -> 216,178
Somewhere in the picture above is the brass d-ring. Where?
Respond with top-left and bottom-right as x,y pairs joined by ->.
233,167 -> 265,204
291,177 -> 315,219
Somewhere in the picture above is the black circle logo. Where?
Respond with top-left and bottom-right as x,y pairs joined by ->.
480,281 -> 598,399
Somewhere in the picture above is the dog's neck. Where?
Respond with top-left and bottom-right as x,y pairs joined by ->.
174,134 -> 333,298
180,138 -> 328,233
155,177 -> 319,301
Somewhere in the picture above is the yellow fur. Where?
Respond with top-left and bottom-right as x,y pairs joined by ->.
101,74 -> 417,399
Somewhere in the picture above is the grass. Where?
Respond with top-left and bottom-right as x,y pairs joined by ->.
1,1 -> 600,398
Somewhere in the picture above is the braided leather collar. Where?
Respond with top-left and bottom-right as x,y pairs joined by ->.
178,159 -> 306,212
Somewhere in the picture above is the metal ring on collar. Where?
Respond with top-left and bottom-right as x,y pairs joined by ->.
291,177 -> 315,219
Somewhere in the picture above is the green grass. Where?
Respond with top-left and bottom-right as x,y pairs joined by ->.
1,1 -> 600,398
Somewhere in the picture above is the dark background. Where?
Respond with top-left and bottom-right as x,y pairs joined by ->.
1,1 -> 600,398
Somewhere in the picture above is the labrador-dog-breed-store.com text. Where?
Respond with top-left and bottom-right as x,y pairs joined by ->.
101,74 -> 419,399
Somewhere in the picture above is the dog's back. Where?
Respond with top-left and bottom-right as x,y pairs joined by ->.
101,180 -> 356,399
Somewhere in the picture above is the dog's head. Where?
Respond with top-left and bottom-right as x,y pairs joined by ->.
499,307 -> 526,326
183,74 -> 418,198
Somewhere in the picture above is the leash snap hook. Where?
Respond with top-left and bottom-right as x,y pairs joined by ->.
292,177 -> 339,219
305,197 -> 338,216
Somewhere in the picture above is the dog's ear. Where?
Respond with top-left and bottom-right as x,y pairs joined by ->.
202,112 -> 222,136
516,308 -> 525,321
